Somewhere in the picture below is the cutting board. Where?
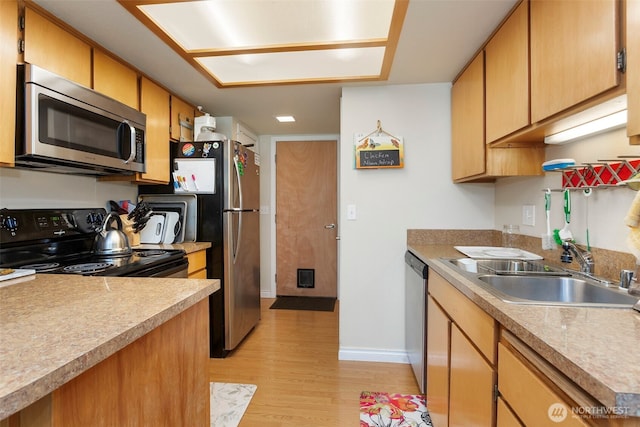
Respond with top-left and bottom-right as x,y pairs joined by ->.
0,269 -> 36,282
454,246 -> 543,260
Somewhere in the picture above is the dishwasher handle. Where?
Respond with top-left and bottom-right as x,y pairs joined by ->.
405,251 -> 428,279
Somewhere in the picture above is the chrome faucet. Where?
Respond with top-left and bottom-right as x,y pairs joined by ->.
561,240 -> 595,275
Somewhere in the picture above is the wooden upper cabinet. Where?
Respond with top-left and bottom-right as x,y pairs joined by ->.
530,0 -> 619,123
0,0 -> 17,167
170,96 -> 195,142
628,0 -> 640,144
139,77 -> 170,184
485,0 -> 529,143
451,53 -> 485,181
23,7 -> 91,87
93,50 -> 139,110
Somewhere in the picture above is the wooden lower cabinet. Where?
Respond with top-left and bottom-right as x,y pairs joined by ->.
497,397 -> 523,427
427,271 -> 497,426
188,249 -> 208,278
5,299 -> 210,426
426,296 -> 450,427
449,324 -> 495,427
498,341 -> 588,427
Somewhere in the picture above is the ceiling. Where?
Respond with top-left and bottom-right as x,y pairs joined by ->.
33,0 -> 518,136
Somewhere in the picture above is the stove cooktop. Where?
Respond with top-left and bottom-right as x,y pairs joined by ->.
17,249 -> 184,276
0,208 -> 187,277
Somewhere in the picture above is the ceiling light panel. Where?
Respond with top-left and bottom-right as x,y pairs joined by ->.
120,0 -> 408,87
197,47 -> 385,84
138,0 -> 396,51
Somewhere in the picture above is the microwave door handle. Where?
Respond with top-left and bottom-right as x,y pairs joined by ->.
118,120 -> 136,164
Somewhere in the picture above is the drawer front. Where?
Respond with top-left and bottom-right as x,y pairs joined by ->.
497,397 -> 523,427
188,269 -> 207,279
430,271 -> 496,362
498,343 -> 588,427
187,250 -> 207,275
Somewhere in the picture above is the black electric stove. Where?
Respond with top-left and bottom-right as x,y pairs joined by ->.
0,208 -> 188,277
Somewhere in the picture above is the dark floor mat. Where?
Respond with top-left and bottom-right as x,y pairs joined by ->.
270,296 -> 336,312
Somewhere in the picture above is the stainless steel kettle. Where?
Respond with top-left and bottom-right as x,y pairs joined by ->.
93,212 -> 132,257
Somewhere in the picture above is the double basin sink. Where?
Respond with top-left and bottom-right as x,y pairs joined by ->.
448,259 -> 639,308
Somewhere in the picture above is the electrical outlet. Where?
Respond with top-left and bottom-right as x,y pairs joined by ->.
522,205 -> 535,226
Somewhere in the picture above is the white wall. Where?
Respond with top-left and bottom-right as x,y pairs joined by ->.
338,84 -> 495,363
0,167 -> 138,209
495,127 -> 640,254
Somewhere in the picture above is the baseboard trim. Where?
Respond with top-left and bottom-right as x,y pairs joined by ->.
338,348 -> 409,364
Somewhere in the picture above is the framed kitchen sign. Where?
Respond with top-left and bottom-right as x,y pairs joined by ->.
354,121 -> 404,169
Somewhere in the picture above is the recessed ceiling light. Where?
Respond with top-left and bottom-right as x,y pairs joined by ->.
276,115 -> 296,123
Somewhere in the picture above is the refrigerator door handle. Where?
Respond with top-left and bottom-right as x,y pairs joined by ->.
234,154 -> 244,211
232,154 -> 243,264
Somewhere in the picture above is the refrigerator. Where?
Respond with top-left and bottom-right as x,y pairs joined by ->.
141,139 -> 261,357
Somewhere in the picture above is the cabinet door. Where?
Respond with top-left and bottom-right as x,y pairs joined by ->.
0,0 -> 17,167
140,77 -> 170,184
426,296 -> 450,427
449,325 -> 494,427
497,397 -> 523,427
170,96 -> 195,142
93,50 -> 138,109
530,0 -> 619,123
187,250 -> 207,278
23,7 -> 91,87
451,53 -> 485,180
498,343 -> 588,427
485,0 -> 529,143
628,0 -> 640,143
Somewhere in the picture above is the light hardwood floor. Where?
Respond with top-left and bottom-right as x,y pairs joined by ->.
209,298 -> 420,426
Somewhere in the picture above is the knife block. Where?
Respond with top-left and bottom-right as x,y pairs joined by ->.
119,214 -> 140,247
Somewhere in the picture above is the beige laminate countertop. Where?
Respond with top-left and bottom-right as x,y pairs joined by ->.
0,273 -> 219,419
409,244 -> 640,416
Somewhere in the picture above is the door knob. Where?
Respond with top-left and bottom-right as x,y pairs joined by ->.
324,223 -> 336,229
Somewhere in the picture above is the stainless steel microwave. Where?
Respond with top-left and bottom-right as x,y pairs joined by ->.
15,64 -> 146,176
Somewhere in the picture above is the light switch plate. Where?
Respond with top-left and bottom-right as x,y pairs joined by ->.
347,204 -> 357,220
522,205 -> 535,226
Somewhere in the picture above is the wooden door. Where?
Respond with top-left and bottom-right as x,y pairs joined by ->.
276,140 -> 337,297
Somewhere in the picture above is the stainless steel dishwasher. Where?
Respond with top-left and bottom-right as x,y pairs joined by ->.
405,250 -> 428,393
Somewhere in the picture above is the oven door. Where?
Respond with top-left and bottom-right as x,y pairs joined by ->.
125,258 -> 189,278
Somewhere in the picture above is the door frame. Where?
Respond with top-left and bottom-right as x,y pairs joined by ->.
266,134 -> 340,298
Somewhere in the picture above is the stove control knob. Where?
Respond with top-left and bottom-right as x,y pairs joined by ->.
1,216 -> 18,233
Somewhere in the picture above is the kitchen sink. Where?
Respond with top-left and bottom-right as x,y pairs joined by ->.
448,258 -> 567,275
476,275 -> 639,307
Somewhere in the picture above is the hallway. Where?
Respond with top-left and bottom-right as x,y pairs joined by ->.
209,299 -> 420,426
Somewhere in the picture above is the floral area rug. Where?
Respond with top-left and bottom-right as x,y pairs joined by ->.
210,382 -> 257,427
360,391 -> 433,427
